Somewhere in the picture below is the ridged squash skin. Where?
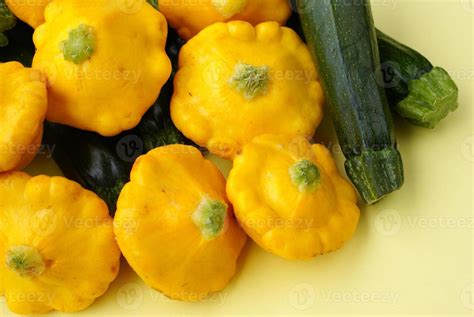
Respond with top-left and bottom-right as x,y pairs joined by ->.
0,62 -> 47,172
159,0 -> 291,40
0,172 -> 121,314
227,135 -> 360,260
114,145 -> 247,301
171,21 -> 324,159
32,0 -> 171,136
5,0 -> 50,28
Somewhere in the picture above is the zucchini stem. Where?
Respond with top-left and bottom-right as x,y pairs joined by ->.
395,67 -> 459,128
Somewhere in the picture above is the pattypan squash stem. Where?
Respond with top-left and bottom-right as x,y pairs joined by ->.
211,0 -> 247,18
395,67 -> 459,128
192,195 -> 227,240
289,160 -> 321,192
60,24 -> 95,65
229,63 -> 269,100
6,245 -> 46,278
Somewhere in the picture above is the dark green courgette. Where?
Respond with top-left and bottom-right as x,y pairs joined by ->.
377,30 -> 458,128
44,81 -> 188,213
288,11 -> 459,129
147,0 -> 158,9
297,0 -> 404,204
0,20 -> 34,66
0,0 -> 15,47
44,28 -> 189,213
137,29 -> 186,151
43,124 -> 132,213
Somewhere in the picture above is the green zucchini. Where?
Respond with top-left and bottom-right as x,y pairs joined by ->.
44,28 -> 189,213
377,30 -> 458,128
0,20 -> 34,66
288,11 -> 459,129
0,0 -> 16,47
44,80 -> 188,213
43,124 -> 132,213
147,0 -> 158,9
297,0 -> 404,204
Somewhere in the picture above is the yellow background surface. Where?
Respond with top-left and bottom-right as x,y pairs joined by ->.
2,0 -> 473,316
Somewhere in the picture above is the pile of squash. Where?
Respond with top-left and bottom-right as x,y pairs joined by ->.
8,0 -> 449,314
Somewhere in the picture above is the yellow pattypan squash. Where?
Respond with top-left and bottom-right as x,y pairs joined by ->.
32,0 -> 171,136
0,172 -> 121,314
171,21 -> 324,159
0,62 -> 47,172
114,145 -> 247,301
5,0 -> 51,28
160,0 -> 291,40
227,135 -> 360,260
